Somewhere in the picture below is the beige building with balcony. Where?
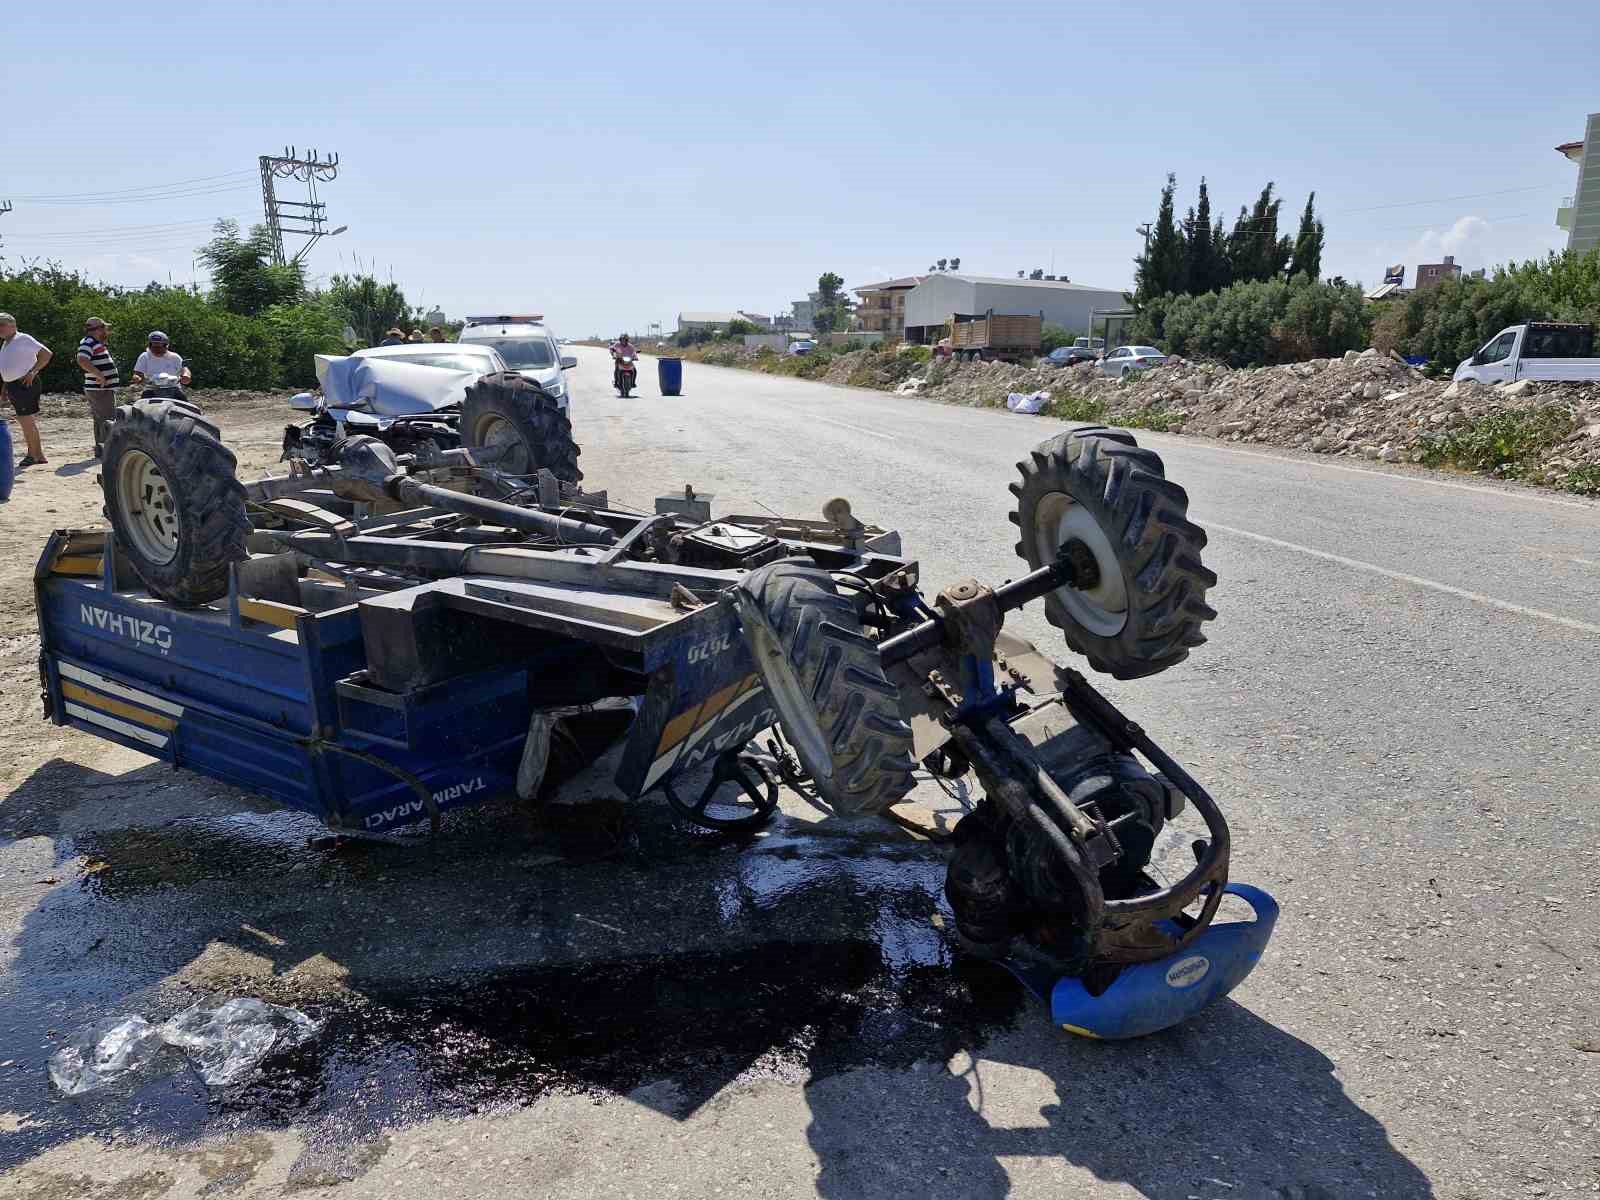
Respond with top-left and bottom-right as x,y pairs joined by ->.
851,276 -> 925,336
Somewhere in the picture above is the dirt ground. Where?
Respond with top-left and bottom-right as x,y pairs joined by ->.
0,394 -> 284,793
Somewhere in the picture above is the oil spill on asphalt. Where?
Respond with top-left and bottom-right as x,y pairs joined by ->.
0,805 -> 1027,1171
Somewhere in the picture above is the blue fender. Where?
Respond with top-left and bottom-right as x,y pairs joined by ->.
1008,884 -> 1279,1040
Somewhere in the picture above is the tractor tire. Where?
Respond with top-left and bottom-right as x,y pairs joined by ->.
101,400 -> 249,606
1009,427 -> 1216,679
735,562 -> 915,816
460,372 -> 581,483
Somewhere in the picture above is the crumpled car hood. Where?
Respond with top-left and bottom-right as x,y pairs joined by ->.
313,354 -> 478,416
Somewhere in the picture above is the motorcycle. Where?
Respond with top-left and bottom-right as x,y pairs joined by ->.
613,347 -> 639,397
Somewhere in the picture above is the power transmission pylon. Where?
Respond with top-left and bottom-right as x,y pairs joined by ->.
259,147 -> 344,266
0,199 -> 11,250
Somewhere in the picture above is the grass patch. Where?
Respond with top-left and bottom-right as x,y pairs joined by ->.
1043,393 -> 1109,422
1558,463 -> 1600,495
1120,407 -> 1180,433
1417,406 -> 1576,480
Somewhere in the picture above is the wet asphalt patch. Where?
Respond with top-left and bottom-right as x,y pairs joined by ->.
0,794 -> 1026,1174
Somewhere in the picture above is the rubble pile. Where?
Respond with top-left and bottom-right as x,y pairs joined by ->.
907,349 -> 1600,488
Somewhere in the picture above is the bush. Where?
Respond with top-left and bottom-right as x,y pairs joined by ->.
1040,323 -> 1080,354
1,261 -> 363,391
1138,275 -> 1369,367
1370,248 -> 1600,367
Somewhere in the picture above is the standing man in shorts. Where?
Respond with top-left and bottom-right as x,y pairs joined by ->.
76,317 -> 120,458
0,312 -> 53,468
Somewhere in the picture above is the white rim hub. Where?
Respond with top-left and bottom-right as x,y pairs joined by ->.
1031,491 -> 1128,636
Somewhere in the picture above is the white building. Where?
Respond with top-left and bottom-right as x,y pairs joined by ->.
1557,114 -> 1600,256
902,273 -> 1128,343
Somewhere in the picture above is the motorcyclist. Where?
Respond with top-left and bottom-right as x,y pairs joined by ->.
131,331 -> 192,398
610,334 -> 637,390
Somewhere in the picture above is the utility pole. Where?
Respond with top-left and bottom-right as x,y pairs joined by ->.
0,199 -> 11,250
1136,222 -> 1152,255
259,147 -> 345,266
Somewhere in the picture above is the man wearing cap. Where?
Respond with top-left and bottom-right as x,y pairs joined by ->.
131,331 -> 191,394
0,312 -> 53,468
77,318 -> 120,458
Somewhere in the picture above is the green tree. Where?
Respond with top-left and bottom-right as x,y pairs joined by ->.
1226,184 -> 1293,284
196,220 -> 304,317
813,271 -> 850,334
1288,192 -> 1325,281
1181,177 -> 1223,295
1134,174 -> 1186,303
327,273 -> 415,345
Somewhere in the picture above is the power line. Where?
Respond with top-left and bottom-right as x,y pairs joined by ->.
8,171 -> 255,201
1334,185 -> 1547,216
9,218 -> 225,240
1373,211 -> 1534,234
21,183 -> 256,207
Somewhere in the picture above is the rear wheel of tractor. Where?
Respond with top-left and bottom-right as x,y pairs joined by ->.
460,373 -> 581,483
736,562 -> 915,816
101,400 -> 249,606
1009,427 -> 1217,679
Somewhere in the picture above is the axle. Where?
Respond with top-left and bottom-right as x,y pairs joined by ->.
879,547 -> 1088,666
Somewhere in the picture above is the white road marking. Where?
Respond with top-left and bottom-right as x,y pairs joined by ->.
1207,521 -> 1600,637
1145,436 -> 1599,513
807,414 -> 899,442
1523,548 -> 1600,570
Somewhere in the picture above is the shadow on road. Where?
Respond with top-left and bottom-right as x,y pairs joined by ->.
1,755 -> 1430,1197
806,996 -> 1434,1199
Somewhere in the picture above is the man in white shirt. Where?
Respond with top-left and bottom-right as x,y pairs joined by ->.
131,331 -> 191,393
0,311 -> 53,467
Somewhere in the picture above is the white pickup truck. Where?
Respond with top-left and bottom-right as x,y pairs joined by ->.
1452,321 -> 1600,384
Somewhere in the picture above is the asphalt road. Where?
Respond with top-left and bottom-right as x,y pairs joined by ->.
3,347 -> 1598,1198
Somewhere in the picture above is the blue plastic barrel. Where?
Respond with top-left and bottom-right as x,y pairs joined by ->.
0,419 -> 13,502
658,357 -> 683,396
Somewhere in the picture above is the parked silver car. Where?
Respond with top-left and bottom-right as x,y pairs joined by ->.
1099,345 -> 1168,379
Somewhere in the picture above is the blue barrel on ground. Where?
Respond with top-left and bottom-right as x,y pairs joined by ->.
0,420 -> 13,502
658,356 -> 683,396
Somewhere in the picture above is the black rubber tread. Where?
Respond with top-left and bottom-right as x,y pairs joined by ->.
460,372 -> 581,483
1008,428 -> 1217,679
738,562 -> 915,816
101,400 -> 250,606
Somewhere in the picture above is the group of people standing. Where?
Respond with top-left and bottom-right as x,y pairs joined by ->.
0,314 -> 190,468
380,326 -> 447,346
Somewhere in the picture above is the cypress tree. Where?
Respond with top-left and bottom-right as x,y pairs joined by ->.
1135,174 -> 1186,303
1288,192 -> 1325,281
1182,177 -> 1219,294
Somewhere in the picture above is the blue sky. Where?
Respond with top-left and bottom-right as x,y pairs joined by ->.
1,0 -> 1591,336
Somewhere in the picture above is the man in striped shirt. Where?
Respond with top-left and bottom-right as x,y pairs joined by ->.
76,318 -> 119,458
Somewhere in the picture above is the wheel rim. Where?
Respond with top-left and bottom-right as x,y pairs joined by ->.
743,611 -> 833,782
474,414 -> 530,474
1032,491 -> 1128,636
115,449 -> 180,565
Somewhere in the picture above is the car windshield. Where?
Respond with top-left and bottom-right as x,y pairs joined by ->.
1130,347 -> 1165,357
482,338 -> 555,369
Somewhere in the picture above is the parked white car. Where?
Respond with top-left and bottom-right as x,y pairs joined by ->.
458,314 -> 579,409
1451,322 -> 1600,385
1099,345 -> 1168,379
